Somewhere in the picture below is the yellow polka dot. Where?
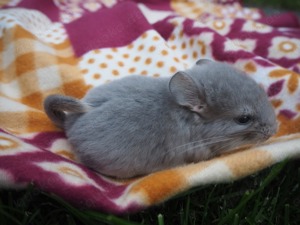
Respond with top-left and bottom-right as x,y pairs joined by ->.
161,50 -> 168,56
141,33 -> 148,39
157,61 -> 164,68
53,29 -> 58,32
112,70 -> 119,76
93,73 -> 101,79
192,51 -> 198,59
192,7 -> 202,14
189,39 -> 194,46
127,44 -> 134,49
141,70 -> 148,75
170,66 -> 177,73
149,46 -> 156,52
118,61 -> 124,67
181,42 -> 186,49
198,40 -> 206,55
134,56 -> 141,62
129,67 -> 136,73
182,54 -> 188,60
244,62 -> 257,73
174,57 -> 179,62
179,30 -> 184,38
169,34 -> 175,41
88,58 -> 95,64
138,45 -> 144,51
94,49 -> 101,54
46,34 -> 52,38
123,54 -> 129,58
153,73 -> 160,77
81,69 -> 88,74
153,36 -> 160,41
271,99 -> 283,108
171,45 -> 177,50
145,58 -> 152,65
99,63 -> 107,68
112,48 -> 118,52
106,54 -> 113,59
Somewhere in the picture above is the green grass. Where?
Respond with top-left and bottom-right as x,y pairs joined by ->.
243,0 -> 300,11
0,160 -> 299,225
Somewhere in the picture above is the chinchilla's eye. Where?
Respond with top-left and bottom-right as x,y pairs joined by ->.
234,115 -> 253,125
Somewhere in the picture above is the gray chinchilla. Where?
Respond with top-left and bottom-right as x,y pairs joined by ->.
44,59 -> 277,178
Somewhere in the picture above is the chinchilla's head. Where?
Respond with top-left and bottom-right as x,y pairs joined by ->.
169,59 -> 277,154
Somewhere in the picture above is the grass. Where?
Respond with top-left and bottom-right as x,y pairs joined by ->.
0,160 -> 299,225
243,0 -> 300,11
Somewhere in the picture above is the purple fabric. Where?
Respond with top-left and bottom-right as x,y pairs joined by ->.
64,1 -> 152,57
153,16 -> 176,40
258,12 -> 300,28
16,0 -> 59,22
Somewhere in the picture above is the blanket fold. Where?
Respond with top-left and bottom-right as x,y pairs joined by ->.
0,0 -> 300,213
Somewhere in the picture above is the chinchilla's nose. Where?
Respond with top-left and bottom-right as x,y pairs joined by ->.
262,122 -> 278,139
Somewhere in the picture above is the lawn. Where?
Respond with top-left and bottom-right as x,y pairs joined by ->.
0,160 -> 299,225
243,0 -> 300,11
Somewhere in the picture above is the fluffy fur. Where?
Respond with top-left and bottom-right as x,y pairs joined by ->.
44,60 -> 277,178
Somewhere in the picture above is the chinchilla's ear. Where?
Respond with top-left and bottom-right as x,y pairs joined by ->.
169,71 -> 206,114
196,58 -> 213,65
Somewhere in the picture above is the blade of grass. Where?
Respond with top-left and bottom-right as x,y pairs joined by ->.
269,187 -> 280,221
157,214 -> 164,225
183,195 -> 190,225
284,204 -> 290,225
233,214 -> 239,225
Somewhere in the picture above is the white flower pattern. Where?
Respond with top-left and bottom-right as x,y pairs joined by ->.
268,37 -> 300,59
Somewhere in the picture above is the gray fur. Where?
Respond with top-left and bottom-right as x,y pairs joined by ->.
44,60 -> 277,178
44,95 -> 90,128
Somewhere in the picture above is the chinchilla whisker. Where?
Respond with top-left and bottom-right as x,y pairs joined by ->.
170,135 -> 235,152
230,130 -> 258,136
166,137 -> 235,156
170,137 -> 234,153
185,138 -> 236,153
211,140 -> 240,154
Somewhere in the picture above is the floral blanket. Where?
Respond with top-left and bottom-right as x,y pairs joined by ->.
0,0 -> 300,214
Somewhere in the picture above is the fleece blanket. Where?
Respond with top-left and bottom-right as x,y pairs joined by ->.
0,0 -> 300,214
